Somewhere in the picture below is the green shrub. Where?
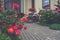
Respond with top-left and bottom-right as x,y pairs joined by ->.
49,24 -> 60,30
39,10 -> 54,25
39,10 -> 60,26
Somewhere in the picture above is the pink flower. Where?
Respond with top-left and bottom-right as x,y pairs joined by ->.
54,8 -> 59,13
13,3 -> 19,9
15,30 -> 21,35
0,7 -> 2,12
19,24 -> 23,29
24,26 -> 27,30
9,15 -> 14,18
9,24 -> 18,30
55,10 -> 58,13
13,26 -> 18,30
23,17 -> 27,22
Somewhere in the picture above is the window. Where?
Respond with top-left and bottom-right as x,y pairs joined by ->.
21,0 -> 24,13
42,0 -> 50,9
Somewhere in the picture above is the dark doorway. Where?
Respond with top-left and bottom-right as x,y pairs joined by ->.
4,0 -> 21,13
32,0 -> 35,8
4,0 -> 13,10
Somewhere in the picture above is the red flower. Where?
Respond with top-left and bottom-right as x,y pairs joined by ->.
23,17 -> 27,22
55,8 -> 58,10
9,15 -> 14,18
15,30 -> 21,35
13,3 -> 19,9
19,24 -> 23,29
0,7 -> 2,12
24,26 -> 27,30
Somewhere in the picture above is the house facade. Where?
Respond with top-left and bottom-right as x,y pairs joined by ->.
1,0 -> 58,14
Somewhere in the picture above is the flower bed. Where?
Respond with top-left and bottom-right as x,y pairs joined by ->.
0,3 -> 27,40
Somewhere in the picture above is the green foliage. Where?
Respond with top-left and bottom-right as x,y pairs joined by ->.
49,24 -> 60,30
53,13 -> 60,23
0,10 -> 17,24
39,10 -> 60,25
0,31 -> 11,40
39,10 -> 60,30
39,10 -> 53,25
27,16 -> 33,20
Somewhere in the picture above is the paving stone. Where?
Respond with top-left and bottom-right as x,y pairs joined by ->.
21,23 -> 60,40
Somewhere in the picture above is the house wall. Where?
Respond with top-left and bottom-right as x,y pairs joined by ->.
1,0 -> 58,14
24,0 -> 32,14
24,0 -> 58,14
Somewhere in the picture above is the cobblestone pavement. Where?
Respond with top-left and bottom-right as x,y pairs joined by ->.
21,23 -> 60,40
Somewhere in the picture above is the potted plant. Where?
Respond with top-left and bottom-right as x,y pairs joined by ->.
29,8 -> 36,15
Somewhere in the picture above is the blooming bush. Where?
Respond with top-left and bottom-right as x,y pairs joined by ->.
0,3 -> 27,40
39,8 -> 60,30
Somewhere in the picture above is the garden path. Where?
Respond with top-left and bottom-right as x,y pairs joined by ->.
21,23 -> 60,40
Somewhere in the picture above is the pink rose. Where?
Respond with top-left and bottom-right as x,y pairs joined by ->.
13,26 -> 18,30
15,30 -> 21,35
